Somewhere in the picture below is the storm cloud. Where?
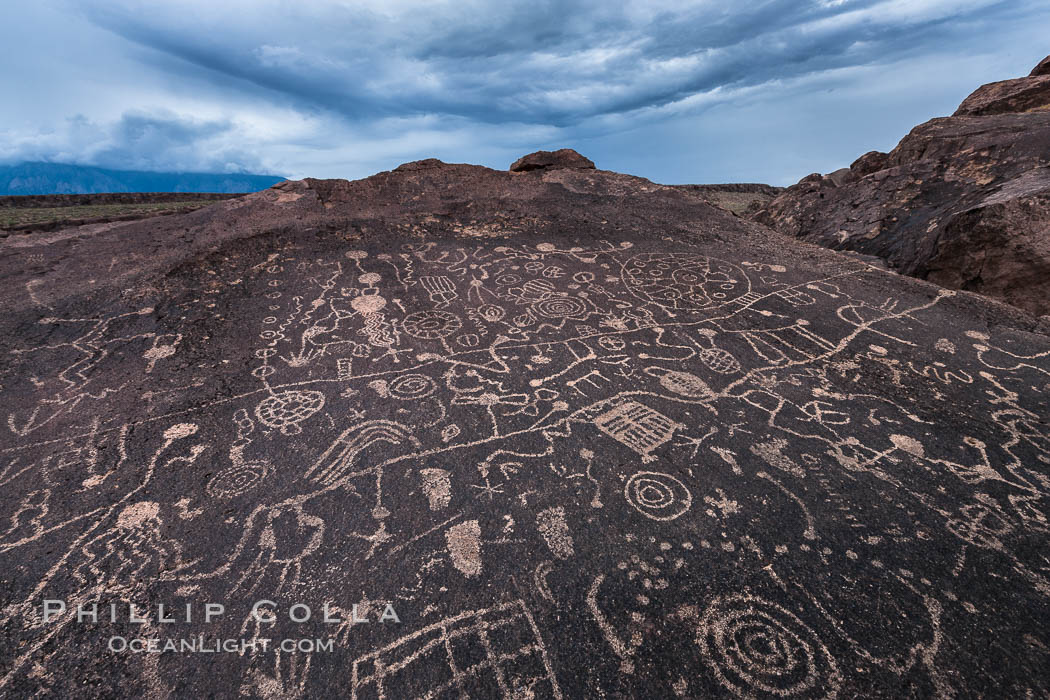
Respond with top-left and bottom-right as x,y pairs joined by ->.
2,0 -> 1047,184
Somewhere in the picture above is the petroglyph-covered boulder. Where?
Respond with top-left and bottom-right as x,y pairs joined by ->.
2,148 -> 1050,698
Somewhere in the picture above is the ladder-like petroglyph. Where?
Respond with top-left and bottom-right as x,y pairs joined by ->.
1,163 -> 1049,698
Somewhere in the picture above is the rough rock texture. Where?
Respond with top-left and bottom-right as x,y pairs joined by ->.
1,194 -> 245,234
2,155 -> 1050,698
954,75 -> 1050,116
672,183 -> 783,216
0,193 -> 241,209
1031,55 -> 1050,77
509,148 -> 596,172
754,56 -> 1050,316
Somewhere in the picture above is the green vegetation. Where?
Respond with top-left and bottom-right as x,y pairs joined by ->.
0,200 -> 215,230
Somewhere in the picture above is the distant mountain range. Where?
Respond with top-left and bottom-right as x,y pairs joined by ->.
0,162 -> 286,195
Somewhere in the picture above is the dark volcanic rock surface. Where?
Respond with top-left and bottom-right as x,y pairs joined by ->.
1,156 -> 1050,698
1031,55 -> 1050,77
509,148 -> 596,172
671,183 -> 783,216
954,74 -> 1050,117
0,193 -> 242,209
754,56 -> 1050,316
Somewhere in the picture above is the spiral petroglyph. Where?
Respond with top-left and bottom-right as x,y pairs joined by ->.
206,462 -> 269,498
698,594 -> 840,699
532,296 -> 588,319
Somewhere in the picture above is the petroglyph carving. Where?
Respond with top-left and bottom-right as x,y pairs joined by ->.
621,253 -> 751,310
536,506 -> 575,559
446,519 -> 482,577
388,373 -> 437,400
644,366 -> 715,399
207,462 -> 268,499
349,600 -> 562,699
255,390 -> 326,435
624,471 -> 693,521
3,219 -> 1050,697
420,468 -> 452,511
698,594 -> 841,698
695,329 -> 742,374
594,401 -> 684,462
402,310 -> 463,340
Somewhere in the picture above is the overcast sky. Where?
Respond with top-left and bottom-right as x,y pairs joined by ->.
1,0 -> 1047,185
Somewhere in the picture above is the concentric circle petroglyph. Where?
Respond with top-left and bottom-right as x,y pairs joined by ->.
622,253 -> 750,310
624,471 -> 692,521
697,594 -> 840,699
388,373 -> 436,400
255,390 -> 326,435
402,310 -> 462,339
477,304 -> 505,322
532,296 -> 588,319
207,462 -> 269,498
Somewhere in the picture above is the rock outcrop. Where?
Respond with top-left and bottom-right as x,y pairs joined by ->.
754,56 -> 1050,316
2,150 -> 1050,698
672,183 -> 783,216
1030,55 -> 1050,77
954,74 -> 1050,116
509,148 -> 596,172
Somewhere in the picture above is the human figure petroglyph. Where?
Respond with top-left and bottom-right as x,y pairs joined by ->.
0,423 -> 205,691
2,232 -> 1050,697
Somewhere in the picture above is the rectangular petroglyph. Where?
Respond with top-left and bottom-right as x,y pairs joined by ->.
593,401 -> 683,462
349,599 -> 563,699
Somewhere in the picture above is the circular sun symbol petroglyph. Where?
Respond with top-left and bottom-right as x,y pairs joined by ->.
207,462 -> 269,498
388,373 -> 436,400
255,390 -> 326,435
532,296 -> 588,319
624,471 -> 692,521
402,310 -> 462,340
351,294 -> 387,313
477,304 -> 505,322
621,253 -> 750,310
697,594 -> 840,699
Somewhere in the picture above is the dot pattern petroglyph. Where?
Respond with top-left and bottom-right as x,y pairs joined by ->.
1,235 -> 1049,697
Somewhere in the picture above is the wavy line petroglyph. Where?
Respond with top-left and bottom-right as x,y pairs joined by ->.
1,229 -> 1049,697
